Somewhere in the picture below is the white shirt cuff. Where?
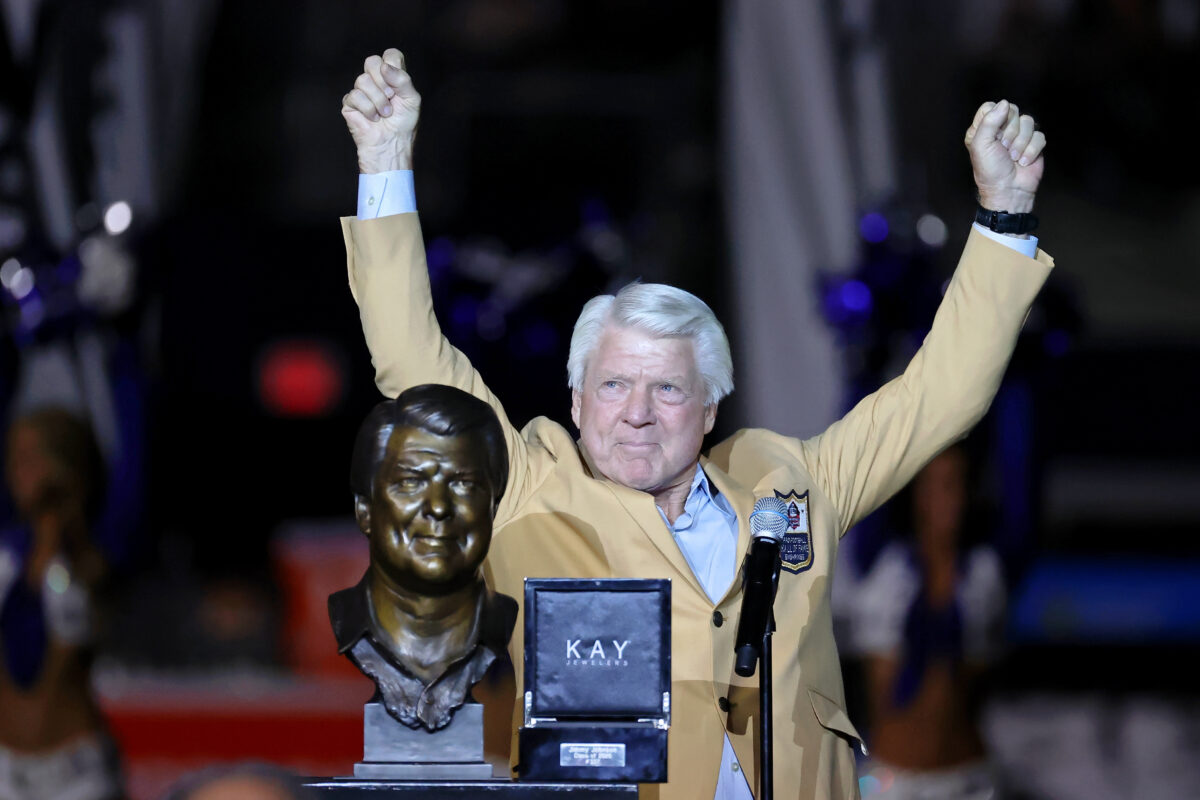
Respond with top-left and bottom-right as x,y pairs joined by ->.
972,222 -> 1038,258
357,170 -> 416,219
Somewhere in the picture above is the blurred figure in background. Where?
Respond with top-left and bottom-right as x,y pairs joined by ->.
852,443 -> 1007,799
161,763 -> 313,800
0,407 -> 123,800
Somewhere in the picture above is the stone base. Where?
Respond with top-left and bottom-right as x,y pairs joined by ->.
363,701 -> 484,763
355,700 -> 495,781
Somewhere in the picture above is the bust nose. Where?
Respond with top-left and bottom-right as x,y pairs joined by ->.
423,477 -> 451,519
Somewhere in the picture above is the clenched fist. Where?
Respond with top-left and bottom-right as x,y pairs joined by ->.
342,49 -> 421,173
964,99 -> 1046,215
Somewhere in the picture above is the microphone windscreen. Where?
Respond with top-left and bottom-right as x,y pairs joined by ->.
749,496 -> 788,540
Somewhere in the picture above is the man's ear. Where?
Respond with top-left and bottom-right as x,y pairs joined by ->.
353,495 -> 371,537
570,389 -> 582,429
704,402 -> 717,435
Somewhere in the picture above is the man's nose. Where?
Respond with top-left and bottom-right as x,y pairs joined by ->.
622,390 -> 655,426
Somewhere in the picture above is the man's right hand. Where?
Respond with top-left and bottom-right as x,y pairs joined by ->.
342,49 -> 421,174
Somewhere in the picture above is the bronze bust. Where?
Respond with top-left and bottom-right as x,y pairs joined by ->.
329,384 -> 516,731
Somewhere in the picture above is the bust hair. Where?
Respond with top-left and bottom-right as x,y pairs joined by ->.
350,384 -> 509,502
567,282 -> 733,407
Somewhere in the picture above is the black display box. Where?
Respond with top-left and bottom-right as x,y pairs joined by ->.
518,579 -> 670,783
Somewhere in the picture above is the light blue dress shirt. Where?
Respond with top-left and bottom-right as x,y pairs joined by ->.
656,465 -> 755,800
354,170 -> 1039,798
358,171 -> 417,218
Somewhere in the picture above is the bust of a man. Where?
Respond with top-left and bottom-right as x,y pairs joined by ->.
329,384 -> 517,731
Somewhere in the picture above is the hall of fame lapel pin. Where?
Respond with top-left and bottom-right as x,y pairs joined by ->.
774,490 -> 813,574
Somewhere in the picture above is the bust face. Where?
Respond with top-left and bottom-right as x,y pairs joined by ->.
368,425 -> 496,595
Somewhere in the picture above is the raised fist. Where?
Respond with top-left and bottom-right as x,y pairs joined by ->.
341,49 -> 421,173
964,100 -> 1046,214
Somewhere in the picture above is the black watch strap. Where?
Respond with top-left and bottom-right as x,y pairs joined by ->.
975,204 -> 1039,235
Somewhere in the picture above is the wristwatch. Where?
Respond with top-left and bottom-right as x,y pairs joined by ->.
975,204 -> 1038,235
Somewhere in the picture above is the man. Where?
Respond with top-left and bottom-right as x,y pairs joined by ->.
329,384 -> 517,731
338,49 -> 1052,799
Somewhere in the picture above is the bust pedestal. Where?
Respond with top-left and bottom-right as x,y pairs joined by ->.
354,701 -> 493,780
306,700 -> 637,796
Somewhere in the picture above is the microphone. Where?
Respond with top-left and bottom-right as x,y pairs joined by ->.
734,496 -> 788,677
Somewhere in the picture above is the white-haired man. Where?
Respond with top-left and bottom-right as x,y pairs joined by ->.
339,49 -> 1051,799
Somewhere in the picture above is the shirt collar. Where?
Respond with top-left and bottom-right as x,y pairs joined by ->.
662,463 -> 736,530
329,573 -> 517,657
688,463 -> 718,503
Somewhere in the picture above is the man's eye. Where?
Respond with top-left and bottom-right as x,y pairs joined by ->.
395,477 -> 423,491
451,479 -> 476,491
658,384 -> 687,403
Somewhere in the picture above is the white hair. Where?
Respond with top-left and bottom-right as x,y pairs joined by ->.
567,282 -> 733,406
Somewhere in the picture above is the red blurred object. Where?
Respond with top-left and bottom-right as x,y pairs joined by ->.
100,674 -> 372,800
272,519 -> 369,678
257,340 -> 345,417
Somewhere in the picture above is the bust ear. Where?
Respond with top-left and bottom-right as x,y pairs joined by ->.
353,495 -> 372,537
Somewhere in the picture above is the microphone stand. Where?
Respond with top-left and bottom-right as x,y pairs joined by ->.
759,607 -> 775,800
736,499 -> 787,799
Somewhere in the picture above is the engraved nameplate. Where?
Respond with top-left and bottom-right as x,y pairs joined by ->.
559,743 -> 627,768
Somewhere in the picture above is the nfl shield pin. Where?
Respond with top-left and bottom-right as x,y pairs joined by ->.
774,490 -> 813,573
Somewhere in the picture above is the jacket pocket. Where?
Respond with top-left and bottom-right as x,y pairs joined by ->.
808,687 -> 868,756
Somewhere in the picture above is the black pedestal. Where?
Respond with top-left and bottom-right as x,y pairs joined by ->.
518,724 -> 667,783
302,779 -> 637,798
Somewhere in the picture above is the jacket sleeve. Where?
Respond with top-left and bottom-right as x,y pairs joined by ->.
800,228 -> 1054,533
341,212 -> 539,524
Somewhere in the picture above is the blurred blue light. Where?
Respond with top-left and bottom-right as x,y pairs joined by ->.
839,280 -> 873,313
426,237 -> 456,283
821,278 -> 874,327
450,296 -> 480,333
1043,329 -> 1071,357
581,197 -> 611,227
859,212 -> 889,243
519,320 -> 559,356
1010,558 -> 1200,643
19,295 -> 45,329
55,255 -> 82,283
476,303 -> 506,342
